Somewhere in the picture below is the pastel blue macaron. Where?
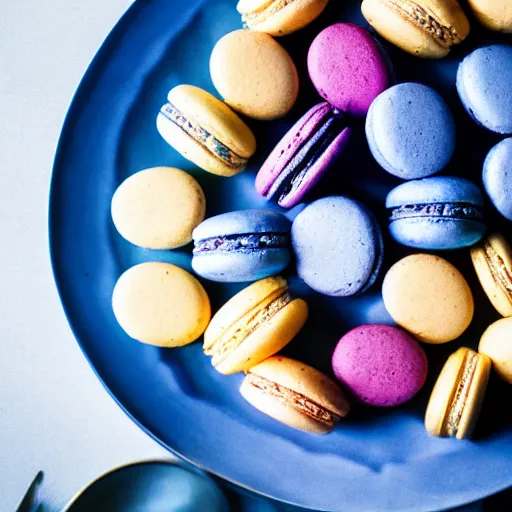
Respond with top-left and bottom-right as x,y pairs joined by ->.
291,196 -> 383,297
456,45 -> 512,134
192,209 -> 291,282
366,83 -> 456,180
386,176 -> 487,250
483,138 -> 512,221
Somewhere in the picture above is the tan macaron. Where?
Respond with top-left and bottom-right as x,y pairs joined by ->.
210,30 -> 299,120
111,167 -> 205,250
468,0 -> 512,33
479,317 -> 512,384
361,0 -> 470,58
240,356 -> 350,434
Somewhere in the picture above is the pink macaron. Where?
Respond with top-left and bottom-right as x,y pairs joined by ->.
308,23 -> 389,117
332,324 -> 428,407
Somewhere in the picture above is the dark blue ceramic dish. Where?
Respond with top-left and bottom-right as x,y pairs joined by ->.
49,1 -> 512,510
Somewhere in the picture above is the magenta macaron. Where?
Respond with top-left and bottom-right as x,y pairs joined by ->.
308,23 -> 389,117
255,102 -> 351,208
332,324 -> 428,407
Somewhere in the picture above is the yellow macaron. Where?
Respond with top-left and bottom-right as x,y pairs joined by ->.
468,0 -> 512,33
361,0 -> 470,58
240,356 -> 350,434
425,347 -> 491,439
479,317 -> 512,384
111,167 -> 205,250
112,262 -> 211,347
382,254 -> 474,344
471,233 -> 512,318
157,85 -> 256,177
210,30 -> 299,120
237,0 -> 329,36
203,276 -> 308,374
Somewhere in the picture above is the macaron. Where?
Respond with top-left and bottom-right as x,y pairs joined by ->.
307,23 -> 389,117
204,277 -> 308,374
382,254 -> 474,344
425,348 -> 491,439
468,0 -> 512,33
479,317 -> 512,384
332,325 -> 428,407
111,167 -> 205,250
112,262 -> 211,347
210,30 -> 299,120
483,138 -> 512,221
471,233 -> 512,317
291,196 -> 384,297
255,103 -> 351,208
386,176 -> 486,250
237,0 -> 328,36
361,0 -> 470,58
157,85 -> 256,177
456,45 -> 512,134
240,356 -> 350,433
192,209 -> 291,283
366,83 -> 456,179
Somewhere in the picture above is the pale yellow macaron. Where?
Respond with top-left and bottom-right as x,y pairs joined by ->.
479,317 -> 512,384
240,356 -> 350,434
468,0 -> 512,33
203,276 -> 308,374
157,85 -> 256,177
210,30 -> 299,120
111,167 -> 205,250
425,347 -> 491,439
471,233 -> 512,318
112,262 -> 211,347
237,0 -> 328,36
382,254 -> 474,343
361,0 -> 470,58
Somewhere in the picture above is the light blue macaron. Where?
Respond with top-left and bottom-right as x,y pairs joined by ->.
386,176 -> 487,250
483,138 -> 512,221
192,209 -> 291,282
366,83 -> 456,180
456,45 -> 512,134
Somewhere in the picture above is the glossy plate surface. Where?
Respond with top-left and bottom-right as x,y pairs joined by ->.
49,1 -> 512,510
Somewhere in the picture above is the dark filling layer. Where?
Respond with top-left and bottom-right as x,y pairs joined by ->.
160,103 -> 247,168
194,233 -> 289,254
266,109 -> 348,203
484,243 -> 512,304
242,0 -> 294,24
247,374 -> 341,425
389,203 -> 483,222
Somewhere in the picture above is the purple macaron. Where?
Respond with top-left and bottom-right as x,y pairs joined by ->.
308,23 -> 389,117
332,325 -> 428,407
255,102 -> 351,208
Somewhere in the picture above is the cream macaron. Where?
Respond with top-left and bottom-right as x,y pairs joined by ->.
210,30 -> 299,120
468,0 -> 512,33
111,167 -> 205,250
112,262 -> 211,347
241,356 -> 350,434
479,317 -> 512,384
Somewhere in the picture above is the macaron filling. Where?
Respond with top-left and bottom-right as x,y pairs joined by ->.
443,351 -> 478,437
483,243 -> 512,302
193,233 -> 289,254
159,103 -> 248,168
246,373 -> 341,425
265,112 -> 348,204
204,290 -> 293,366
385,0 -> 463,47
241,0 -> 295,24
389,203 -> 484,222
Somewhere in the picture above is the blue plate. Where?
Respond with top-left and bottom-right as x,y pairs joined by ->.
49,1 -> 512,510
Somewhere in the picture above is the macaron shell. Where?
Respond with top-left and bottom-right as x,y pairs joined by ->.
479,317 -> 512,384
468,0 -> 512,32
307,23 -> 389,116
112,262 -> 211,347
238,0 -> 329,36
214,298 -> 308,374
111,167 -> 205,249
483,138 -> 512,221
382,254 -> 474,343
210,30 -> 299,120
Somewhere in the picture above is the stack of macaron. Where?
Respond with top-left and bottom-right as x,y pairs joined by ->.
108,0 -> 512,440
